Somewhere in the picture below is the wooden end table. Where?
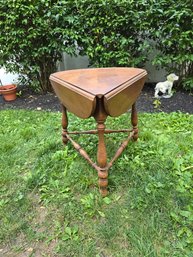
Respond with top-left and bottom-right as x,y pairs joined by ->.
50,68 -> 147,196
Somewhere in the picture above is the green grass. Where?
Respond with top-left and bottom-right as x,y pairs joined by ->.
0,110 -> 193,257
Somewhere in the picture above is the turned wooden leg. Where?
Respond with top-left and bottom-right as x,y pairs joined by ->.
94,98 -> 108,197
131,103 -> 138,141
61,105 -> 68,145
97,121 -> 108,197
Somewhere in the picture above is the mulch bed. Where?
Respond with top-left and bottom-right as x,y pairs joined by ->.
0,84 -> 193,114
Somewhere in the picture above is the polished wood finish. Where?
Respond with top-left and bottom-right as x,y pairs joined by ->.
50,68 -> 146,118
50,68 -> 147,196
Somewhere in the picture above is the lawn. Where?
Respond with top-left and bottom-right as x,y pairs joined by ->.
0,110 -> 193,257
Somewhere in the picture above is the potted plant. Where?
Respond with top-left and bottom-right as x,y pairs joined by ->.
0,79 -> 17,101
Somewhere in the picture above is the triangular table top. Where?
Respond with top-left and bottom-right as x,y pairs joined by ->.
50,67 -> 146,96
50,68 -> 147,118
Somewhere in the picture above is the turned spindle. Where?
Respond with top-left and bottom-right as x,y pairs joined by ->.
131,103 -> 138,141
61,105 -> 68,145
94,97 -> 108,196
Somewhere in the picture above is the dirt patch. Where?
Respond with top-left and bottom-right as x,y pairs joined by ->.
0,194 -> 58,257
0,84 -> 193,114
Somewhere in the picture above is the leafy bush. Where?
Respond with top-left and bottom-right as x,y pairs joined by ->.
74,0 -> 150,67
147,0 -> 193,90
0,0 -> 77,92
1,0 -> 192,92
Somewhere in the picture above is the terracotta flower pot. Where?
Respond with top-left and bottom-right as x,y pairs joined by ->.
0,84 -> 17,101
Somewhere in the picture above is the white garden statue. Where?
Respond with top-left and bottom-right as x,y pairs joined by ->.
154,73 -> 179,98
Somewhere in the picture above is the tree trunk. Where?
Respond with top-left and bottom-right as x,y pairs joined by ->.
38,59 -> 57,93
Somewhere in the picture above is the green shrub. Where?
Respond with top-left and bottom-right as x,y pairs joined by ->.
147,0 -> 193,90
0,0 -> 77,92
74,0 -> 150,67
1,0 -> 192,92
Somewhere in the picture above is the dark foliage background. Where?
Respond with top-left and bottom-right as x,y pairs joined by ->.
0,0 -> 192,92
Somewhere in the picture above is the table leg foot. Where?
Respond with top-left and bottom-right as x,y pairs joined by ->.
61,105 -> 68,145
98,169 -> 108,197
99,188 -> 108,197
